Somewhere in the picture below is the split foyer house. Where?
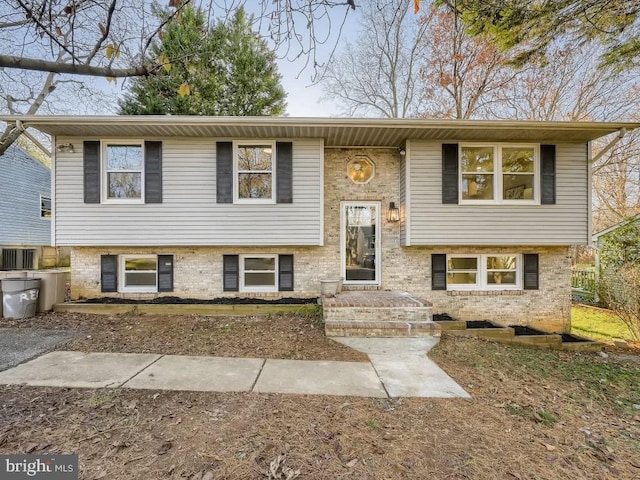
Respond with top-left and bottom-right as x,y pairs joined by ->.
3,116 -> 637,332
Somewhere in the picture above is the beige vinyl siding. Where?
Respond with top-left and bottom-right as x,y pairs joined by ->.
54,137 -> 323,246
409,141 -> 589,245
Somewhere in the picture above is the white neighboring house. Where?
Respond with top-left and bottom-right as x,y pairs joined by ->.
3,115 -> 638,332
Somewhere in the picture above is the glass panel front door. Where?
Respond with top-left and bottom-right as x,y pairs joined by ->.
342,202 -> 380,284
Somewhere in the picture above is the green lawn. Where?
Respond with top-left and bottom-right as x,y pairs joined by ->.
571,304 -> 637,342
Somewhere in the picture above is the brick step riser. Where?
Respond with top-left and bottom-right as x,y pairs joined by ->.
325,320 -> 440,338
323,307 -> 432,323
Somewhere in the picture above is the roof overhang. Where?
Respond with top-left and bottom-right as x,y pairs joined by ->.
2,115 -> 638,146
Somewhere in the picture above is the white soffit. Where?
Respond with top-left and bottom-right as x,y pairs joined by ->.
1,115 -> 638,146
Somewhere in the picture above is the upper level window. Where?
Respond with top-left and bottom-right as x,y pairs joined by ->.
103,143 -> 144,202
40,195 -> 51,218
447,254 -> 521,290
235,142 -> 275,202
460,145 -> 538,204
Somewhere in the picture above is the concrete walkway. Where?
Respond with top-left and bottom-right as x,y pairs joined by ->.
0,338 -> 470,399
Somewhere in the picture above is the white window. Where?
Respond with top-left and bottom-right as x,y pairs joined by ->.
103,142 -> 144,202
40,195 -> 51,218
447,254 -> 521,290
234,142 -> 275,203
460,144 -> 538,204
120,255 -> 157,293
240,255 -> 277,292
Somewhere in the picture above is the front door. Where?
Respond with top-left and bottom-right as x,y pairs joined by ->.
341,202 -> 380,285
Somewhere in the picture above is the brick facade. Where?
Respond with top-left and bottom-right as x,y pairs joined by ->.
70,147 -> 572,332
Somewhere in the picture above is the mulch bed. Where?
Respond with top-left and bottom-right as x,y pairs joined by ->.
77,296 -> 318,305
3,312 -> 367,362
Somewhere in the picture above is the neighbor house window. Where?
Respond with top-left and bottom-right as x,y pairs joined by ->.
120,255 -> 157,292
460,145 -> 538,203
235,142 -> 275,202
447,254 -> 521,290
103,142 -> 144,201
240,255 -> 277,292
40,195 -> 51,218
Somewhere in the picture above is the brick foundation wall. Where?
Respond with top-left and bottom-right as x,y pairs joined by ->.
69,147 -> 572,332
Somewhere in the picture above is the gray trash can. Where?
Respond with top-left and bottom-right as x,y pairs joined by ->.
0,271 -> 28,318
1,277 -> 41,320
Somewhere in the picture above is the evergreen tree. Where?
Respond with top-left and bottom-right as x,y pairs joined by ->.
119,6 -> 286,116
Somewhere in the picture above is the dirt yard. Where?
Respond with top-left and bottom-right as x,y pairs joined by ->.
1,312 -> 639,479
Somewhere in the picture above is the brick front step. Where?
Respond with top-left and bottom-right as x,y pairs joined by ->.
325,320 -> 441,337
322,291 -> 438,338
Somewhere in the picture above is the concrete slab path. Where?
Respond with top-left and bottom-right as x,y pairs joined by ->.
253,359 -> 387,397
0,337 -> 470,399
124,355 -> 264,392
0,351 -> 161,388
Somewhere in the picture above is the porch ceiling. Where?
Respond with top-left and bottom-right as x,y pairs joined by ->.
2,115 -> 638,145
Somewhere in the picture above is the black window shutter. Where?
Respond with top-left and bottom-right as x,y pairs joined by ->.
157,254 -> 174,292
145,141 -> 163,203
442,143 -> 459,204
541,145 -> 556,205
523,254 -> 539,290
101,255 -> 118,292
223,255 -> 239,292
217,142 -> 233,203
432,254 -> 447,290
83,141 -> 101,204
276,142 -> 293,203
278,254 -> 294,291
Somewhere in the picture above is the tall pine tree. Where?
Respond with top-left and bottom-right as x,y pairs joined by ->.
119,6 -> 286,116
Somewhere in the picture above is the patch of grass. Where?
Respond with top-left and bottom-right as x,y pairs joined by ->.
87,389 -> 120,407
571,305 -> 636,342
434,337 -> 640,415
364,419 -> 379,430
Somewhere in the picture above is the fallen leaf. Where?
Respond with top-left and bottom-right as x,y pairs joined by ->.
156,440 -> 172,455
345,459 -> 358,468
542,443 -> 556,452
178,82 -> 191,97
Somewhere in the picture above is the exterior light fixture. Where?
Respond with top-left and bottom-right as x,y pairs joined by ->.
398,147 -> 406,156
56,143 -> 75,153
387,202 -> 400,222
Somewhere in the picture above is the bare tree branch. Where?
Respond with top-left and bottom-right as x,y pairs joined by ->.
0,54 -> 152,77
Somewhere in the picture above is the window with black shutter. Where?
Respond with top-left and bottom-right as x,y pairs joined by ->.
278,254 -> 294,291
540,145 -> 556,205
145,141 -> 163,203
157,255 -> 174,292
223,255 -> 240,291
431,254 -> 447,290
100,255 -> 118,292
83,141 -> 101,204
442,144 -> 459,204
523,254 -> 539,290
